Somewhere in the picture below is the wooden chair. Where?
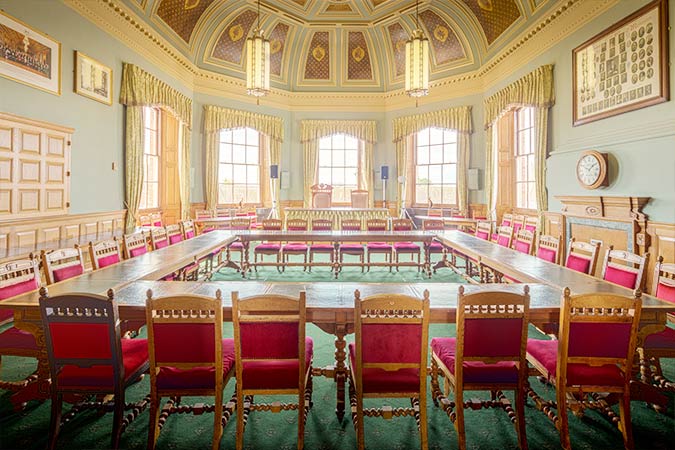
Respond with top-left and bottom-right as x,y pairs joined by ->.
282,219 -> 309,271
350,190 -> 369,208
0,257 -> 41,395
564,238 -> 600,275
223,217 -> 251,270
195,209 -> 213,220
138,214 -> 152,227
180,219 -> 196,239
339,218 -> 365,272
524,216 -> 538,233
512,214 -> 526,235
391,218 -> 420,272
536,234 -> 561,265
452,221 -> 491,278
166,224 -> 183,245
601,247 -> 649,290
89,238 -> 122,270
500,213 -> 514,227
149,227 -> 169,250
216,208 -> 233,218
145,290 -> 235,450
231,291 -> 313,450
430,286 -> 530,450
427,208 -> 444,217
39,288 -> 149,450
254,218 -> 283,271
310,183 -> 333,208
423,219 -> 446,269
123,231 -> 148,259
513,229 -> 535,255
495,225 -> 514,248
309,218 -> 334,271
162,225 -> 200,280
41,246 -> 85,285
365,218 -> 392,272
150,212 -> 163,227
349,289 -> 430,450
526,289 -> 642,450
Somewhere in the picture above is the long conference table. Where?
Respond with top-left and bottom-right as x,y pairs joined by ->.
1,229 -> 674,417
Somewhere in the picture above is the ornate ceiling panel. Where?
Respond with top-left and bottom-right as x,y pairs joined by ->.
156,0 -> 215,44
462,0 -> 522,45
386,22 -> 407,78
347,31 -> 373,80
269,22 -> 290,77
419,9 -> 465,66
210,9 -> 258,65
304,31 -> 331,80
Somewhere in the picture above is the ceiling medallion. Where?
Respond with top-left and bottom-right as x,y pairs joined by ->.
229,24 -> 244,42
434,25 -> 449,43
184,0 -> 200,10
245,0 -> 270,101
478,0 -> 494,12
270,39 -> 282,54
312,45 -> 326,62
352,46 -> 365,62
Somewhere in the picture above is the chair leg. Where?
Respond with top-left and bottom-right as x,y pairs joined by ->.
213,387 -> 224,450
514,385 -> 528,450
236,388 -> 245,450
418,393 -> 428,450
147,392 -> 161,450
111,391 -> 125,449
455,388 -> 467,450
618,390 -> 634,450
297,385 -> 305,450
556,387 -> 571,450
47,392 -> 63,450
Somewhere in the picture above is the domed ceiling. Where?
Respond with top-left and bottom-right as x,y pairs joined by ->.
123,0 -> 553,92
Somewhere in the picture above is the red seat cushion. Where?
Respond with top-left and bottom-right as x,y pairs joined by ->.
53,264 -> 84,282
340,244 -> 364,253
241,337 -> 313,390
255,243 -> 281,252
514,241 -> 531,254
656,282 -> 675,303
56,338 -> 149,388
644,326 -> 675,350
476,231 -> 489,240
169,235 -> 183,245
526,339 -> 625,386
97,254 -> 120,268
154,240 -> 168,250
566,254 -> 591,274
393,242 -> 420,251
283,243 -> 308,252
0,277 -> 39,300
431,338 -> 519,384
428,242 -> 444,253
185,231 -> 195,239
348,342 -> 419,393
0,326 -> 38,351
537,247 -> 557,263
310,244 -> 333,251
604,265 -> 638,289
228,242 -> 245,250
366,242 -> 392,250
156,339 -> 235,390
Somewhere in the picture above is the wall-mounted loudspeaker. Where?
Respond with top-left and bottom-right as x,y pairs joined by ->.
381,165 -> 389,180
270,164 -> 279,179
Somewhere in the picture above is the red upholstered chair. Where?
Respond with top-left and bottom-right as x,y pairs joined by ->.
350,189 -> 369,208
524,216 -> 538,233
391,218 -> 421,271
41,247 -> 85,285
536,234 -> 561,265
145,290 -> 235,450
308,218 -> 334,271
89,238 -> 122,270
526,289 -> 642,450
123,231 -> 148,259
254,218 -> 283,271
231,291 -> 313,450
496,226 -> 514,248
500,213 -> 514,228
149,227 -> 169,251
0,257 -> 41,394
310,183 -> 333,208
282,219 -> 309,271
223,217 -> 251,270
564,238 -> 600,275
139,214 -> 152,227
39,288 -> 149,450
428,208 -> 444,217
339,218 -> 365,272
162,225 -> 200,280
452,221 -> 492,278
601,247 -> 649,291
511,214 -> 526,235
423,219 -> 446,267
180,219 -> 196,239
513,229 -> 535,255
366,218 -> 392,272
349,289 -> 430,450
430,286 -> 530,450
150,212 -> 163,227
166,224 -> 184,245
475,221 -> 492,240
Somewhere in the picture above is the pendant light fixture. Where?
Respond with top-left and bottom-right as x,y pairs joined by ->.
405,0 -> 429,100
246,0 -> 270,101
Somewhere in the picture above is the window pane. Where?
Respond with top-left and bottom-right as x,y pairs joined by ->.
246,128 -> 259,146
442,184 -> 457,205
333,149 -> 345,167
319,149 -> 331,167
443,143 -> 457,163
417,146 -> 429,165
218,164 -> 232,183
442,164 -> 457,184
443,129 -> 457,143
345,168 -> 358,185
147,156 -> 159,182
146,183 -> 158,208
247,165 -> 259,184
233,165 -> 246,183
233,185 -> 246,203
528,182 -> 537,210
333,169 -> 345,185
219,143 -> 232,163
518,131 -> 531,156
221,129 -> 232,143
218,184 -> 231,204
429,165 -> 442,183
345,149 -> 358,165
246,146 -> 259,164
416,166 -> 428,183
232,145 -> 246,164
428,185 -> 442,204
318,168 -> 331,184
516,156 -> 526,181
429,127 -> 443,144
319,136 -> 332,149
429,145 -> 443,164
415,184 -> 428,204
334,186 -> 349,203
417,129 -> 429,146
246,186 -> 259,203
345,135 -> 358,149
233,128 -> 246,143
528,154 -> 535,181
332,134 -> 344,148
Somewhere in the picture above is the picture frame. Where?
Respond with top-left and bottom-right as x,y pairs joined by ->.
0,10 -> 61,95
74,51 -> 113,105
572,0 -> 669,126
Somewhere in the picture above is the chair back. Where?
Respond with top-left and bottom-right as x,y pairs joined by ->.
512,215 -> 526,234
139,214 -> 152,227
524,216 -> 538,233
366,218 -> 388,232
564,238 -> 600,275
350,190 -> 369,208
557,289 -> 641,388
475,221 -> 492,240
166,224 -> 183,245
422,219 -> 444,231
513,230 -> 535,255
39,288 -> 125,391
146,290 -> 224,390
496,226 -> 514,248
500,213 -> 513,227
262,218 -> 283,231
286,218 -> 308,231
601,247 -> 649,290
149,212 -> 162,227
353,289 -> 429,388
180,220 -> 196,239
428,208 -> 443,217
391,218 -> 413,231
41,247 -> 85,285
341,218 -> 362,231
311,183 -> 333,208
312,219 -> 332,231
0,257 -> 40,301
536,234 -> 561,264
653,256 -> 675,303
149,227 -> 169,250
232,291 -> 307,391
455,286 -> 529,376
195,209 -> 213,220
89,239 -> 121,270
216,208 -> 233,218
123,232 -> 148,258
229,217 -> 251,230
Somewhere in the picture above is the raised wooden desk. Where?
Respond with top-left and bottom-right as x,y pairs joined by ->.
284,207 -> 388,228
193,216 -> 235,233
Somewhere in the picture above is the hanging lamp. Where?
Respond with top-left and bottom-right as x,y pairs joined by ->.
405,0 -> 429,98
246,0 -> 270,99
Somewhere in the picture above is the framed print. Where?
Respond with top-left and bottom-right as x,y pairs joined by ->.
0,10 -> 61,95
74,51 -> 113,105
573,0 -> 669,126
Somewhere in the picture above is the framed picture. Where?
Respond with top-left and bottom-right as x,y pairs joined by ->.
0,10 -> 61,95
573,0 -> 669,126
74,51 -> 113,105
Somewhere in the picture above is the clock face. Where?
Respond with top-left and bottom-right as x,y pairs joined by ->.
577,154 -> 601,186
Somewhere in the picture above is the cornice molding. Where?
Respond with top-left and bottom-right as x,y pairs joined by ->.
66,0 -> 617,112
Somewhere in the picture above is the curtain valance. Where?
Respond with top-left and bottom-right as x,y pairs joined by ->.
119,63 -> 193,128
300,120 -> 377,144
392,106 -> 473,143
483,64 -> 555,129
203,105 -> 283,142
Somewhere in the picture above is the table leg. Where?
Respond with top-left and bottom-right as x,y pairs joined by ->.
241,242 -> 250,279
334,324 -> 348,422
332,242 -> 340,279
424,242 -> 432,278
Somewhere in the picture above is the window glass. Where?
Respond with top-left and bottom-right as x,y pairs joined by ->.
413,127 -> 457,205
139,106 -> 160,210
515,107 -> 537,210
317,133 -> 362,204
218,127 -> 262,204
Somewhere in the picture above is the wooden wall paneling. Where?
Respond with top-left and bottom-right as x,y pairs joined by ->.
0,231 -> 7,255
99,220 -> 114,236
646,222 -> 675,294
543,211 -> 566,262
15,230 -> 37,249
63,224 -> 79,240
41,227 -> 61,243
80,222 -> 98,238
496,113 -> 514,223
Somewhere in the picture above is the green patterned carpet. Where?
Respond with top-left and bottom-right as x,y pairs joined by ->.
1,260 -> 673,450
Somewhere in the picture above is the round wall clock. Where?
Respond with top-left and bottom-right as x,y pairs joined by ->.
576,150 -> 609,189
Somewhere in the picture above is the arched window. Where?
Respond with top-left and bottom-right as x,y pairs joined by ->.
317,133 -> 360,204
412,127 -> 457,206
217,127 -> 261,204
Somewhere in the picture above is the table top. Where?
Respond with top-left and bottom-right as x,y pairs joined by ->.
285,208 -> 389,212
235,230 -> 437,242
193,216 -> 236,224
415,216 -> 479,223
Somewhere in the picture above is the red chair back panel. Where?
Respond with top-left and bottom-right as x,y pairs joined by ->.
566,254 -> 591,274
393,224 -> 412,231
0,277 -> 39,300
53,264 -> 84,282
514,241 -> 531,255
342,225 -> 361,231
463,318 -> 523,358
501,220 -> 511,227
288,226 -> 306,231
568,322 -> 632,359
656,282 -> 675,304
153,323 -> 216,364
130,246 -> 148,257
513,223 -> 523,234
49,323 -> 111,359
476,231 -> 489,240
97,254 -> 120,268
497,235 -> 510,247
185,231 -> 195,239
368,225 -> 386,231
361,323 -> 421,364
154,239 -> 168,249
240,322 -> 298,359
604,265 -> 638,289
525,224 -> 537,232
169,235 -> 183,245
153,221 -> 162,227
537,247 -> 557,263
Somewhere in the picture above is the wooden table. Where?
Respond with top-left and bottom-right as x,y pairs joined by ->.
284,207 -> 389,228
414,215 -> 479,231
234,230 -> 438,278
193,216 -> 235,233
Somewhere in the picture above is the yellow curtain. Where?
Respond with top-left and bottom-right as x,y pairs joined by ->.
360,141 -> 374,207
269,138 -> 281,216
179,123 -> 191,220
534,107 -> 549,213
301,120 -> 377,144
303,139 -> 319,208
484,125 -> 497,220
456,131 -> 470,215
124,106 -> 144,233
395,139 -> 406,213
204,132 -> 219,211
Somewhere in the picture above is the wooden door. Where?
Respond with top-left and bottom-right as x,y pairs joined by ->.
495,112 -> 514,223
160,113 -> 180,225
